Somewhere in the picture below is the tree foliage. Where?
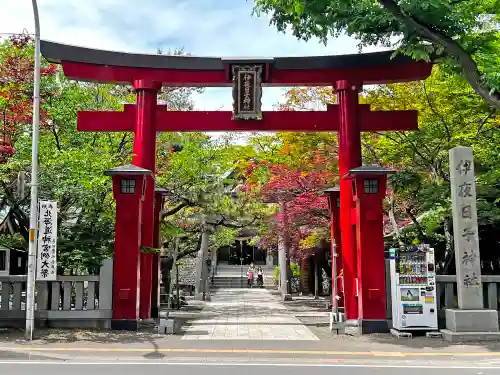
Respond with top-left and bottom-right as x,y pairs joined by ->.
258,167 -> 332,258
0,34 -> 56,162
362,67 -> 500,271
240,120 -> 337,258
256,66 -> 500,273
157,133 -> 268,267
253,0 -> 500,109
0,34 -> 261,274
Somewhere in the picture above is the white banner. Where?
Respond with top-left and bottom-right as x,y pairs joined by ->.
37,201 -> 58,280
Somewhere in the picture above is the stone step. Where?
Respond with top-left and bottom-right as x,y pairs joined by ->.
216,267 -> 276,271
210,285 -> 277,290
211,281 -> 247,288
213,277 -> 274,280
215,266 -> 276,275
213,275 -> 274,279
211,279 -> 275,289
212,276 -> 245,279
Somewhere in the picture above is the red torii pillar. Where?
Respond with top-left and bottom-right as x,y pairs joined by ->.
336,80 -> 362,323
132,80 -> 161,319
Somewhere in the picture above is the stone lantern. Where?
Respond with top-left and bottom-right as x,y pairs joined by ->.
344,164 -> 395,334
104,164 -> 152,330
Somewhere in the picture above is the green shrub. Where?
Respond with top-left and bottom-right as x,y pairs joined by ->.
273,263 -> 300,284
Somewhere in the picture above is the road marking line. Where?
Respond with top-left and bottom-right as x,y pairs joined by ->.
1,346 -> 499,357
0,360 -> 498,369
370,352 -> 406,357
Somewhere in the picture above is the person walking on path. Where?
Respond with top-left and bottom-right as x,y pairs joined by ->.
257,266 -> 264,288
247,263 -> 255,288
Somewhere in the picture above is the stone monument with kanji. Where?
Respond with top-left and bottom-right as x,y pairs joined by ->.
441,146 -> 500,341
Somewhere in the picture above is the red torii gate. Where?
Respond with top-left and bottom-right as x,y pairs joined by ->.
41,40 -> 432,330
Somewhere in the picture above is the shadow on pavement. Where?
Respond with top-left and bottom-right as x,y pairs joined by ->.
0,349 -> 64,361
142,340 -> 165,360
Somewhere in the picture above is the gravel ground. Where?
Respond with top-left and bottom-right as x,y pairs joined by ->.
2,325 -> 500,352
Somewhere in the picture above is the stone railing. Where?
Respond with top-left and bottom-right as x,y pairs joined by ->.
0,259 -> 113,329
433,275 -> 500,320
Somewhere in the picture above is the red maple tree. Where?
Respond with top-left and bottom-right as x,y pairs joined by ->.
249,165 -> 333,259
0,33 -> 57,163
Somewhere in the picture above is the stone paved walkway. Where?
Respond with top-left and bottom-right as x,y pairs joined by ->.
181,288 -> 319,340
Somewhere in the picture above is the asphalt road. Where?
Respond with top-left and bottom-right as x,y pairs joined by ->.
0,362 -> 497,375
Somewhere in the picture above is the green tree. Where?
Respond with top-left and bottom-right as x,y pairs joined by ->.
1,77 -> 134,273
0,36 -> 213,274
362,67 -> 500,271
157,133 -> 268,274
253,0 -> 500,110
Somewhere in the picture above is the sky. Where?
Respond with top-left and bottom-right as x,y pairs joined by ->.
1,0 -> 387,111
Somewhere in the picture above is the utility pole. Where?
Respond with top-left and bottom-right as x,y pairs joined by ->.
25,0 -> 41,341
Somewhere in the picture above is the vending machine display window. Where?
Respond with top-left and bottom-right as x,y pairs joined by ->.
400,288 -> 420,302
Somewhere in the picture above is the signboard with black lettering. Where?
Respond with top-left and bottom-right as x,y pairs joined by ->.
232,65 -> 263,120
36,201 -> 58,280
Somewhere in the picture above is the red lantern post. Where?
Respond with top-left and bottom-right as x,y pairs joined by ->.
345,165 -> 395,334
105,165 -> 151,330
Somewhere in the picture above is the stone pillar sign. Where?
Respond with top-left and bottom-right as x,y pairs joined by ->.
441,146 -> 500,342
449,146 -> 482,309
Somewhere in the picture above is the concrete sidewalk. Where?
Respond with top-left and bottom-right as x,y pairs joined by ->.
181,288 -> 319,340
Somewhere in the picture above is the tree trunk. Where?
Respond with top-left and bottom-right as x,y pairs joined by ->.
195,226 -> 210,299
278,238 -> 287,295
443,217 -> 455,274
388,193 -> 404,246
175,258 -> 180,309
405,207 -> 428,243
167,266 -> 173,310
278,236 -> 292,297
161,234 -> 202,282
285,250 -> 292,295
278,203 -> 292,298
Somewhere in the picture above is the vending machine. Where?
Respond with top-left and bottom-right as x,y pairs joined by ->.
389,244 -> 438,332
